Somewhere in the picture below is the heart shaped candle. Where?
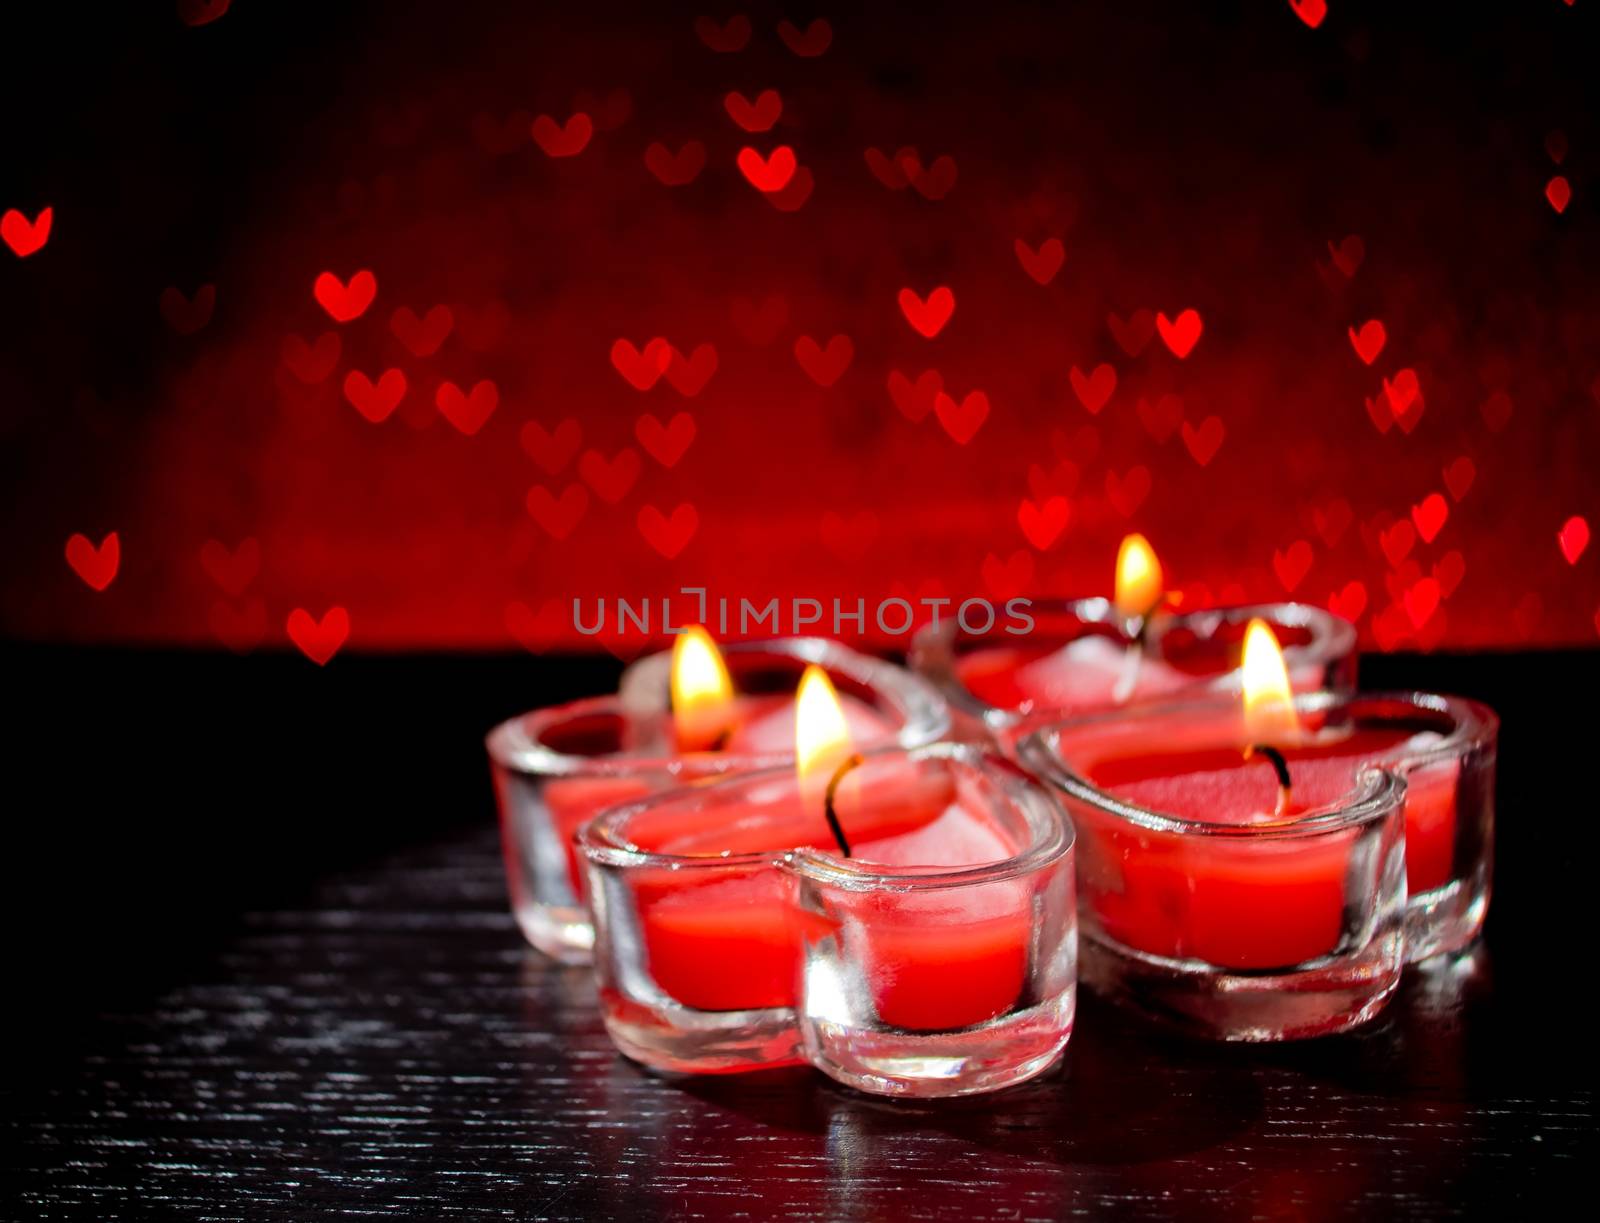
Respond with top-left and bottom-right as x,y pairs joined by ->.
487,634 -> 949,961
580,742 -> 1077,1096
912,535 -> 1357,735
1019,622 -> 1497,1041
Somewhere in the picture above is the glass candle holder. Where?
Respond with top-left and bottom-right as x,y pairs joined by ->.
1354,692 -> 1498,962
579,744 -> 1078,1097
911,599 -> 1357,736
617,634 -> 947,737
1017,690 -> 1496,1040
486,638 -> 949,962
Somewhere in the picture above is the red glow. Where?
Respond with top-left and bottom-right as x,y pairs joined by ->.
1,4 -> 1596,654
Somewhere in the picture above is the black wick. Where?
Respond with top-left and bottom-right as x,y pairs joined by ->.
1244,743 -> 1293,816
822,752 -> 866,858
1131,594 -> 1174,650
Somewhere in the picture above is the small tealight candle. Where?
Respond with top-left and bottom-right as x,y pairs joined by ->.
596,666 -> 979,1018
1019,621 -> 1497,1041
911,535 -> 1357,734
486,633 -> 948,961
580,737 -> 1078,1097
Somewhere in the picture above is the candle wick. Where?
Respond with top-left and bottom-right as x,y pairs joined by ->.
822,752 -> 865,858
1115,595 -> 1170,703
1131,595 -> 1164,648
1244,743 -> 1293,817
1112,639 -> 1143,704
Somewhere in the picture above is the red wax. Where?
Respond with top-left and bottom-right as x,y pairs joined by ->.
631,868 -> 801,1011
1079,724 -> 1455,969
958,636 -> 1191,712
1084,822 -> 1355,969
627,773 -> 1032,1028
720,691 -> 894,755
544,775 -> 655,901
544,692 -> 894,900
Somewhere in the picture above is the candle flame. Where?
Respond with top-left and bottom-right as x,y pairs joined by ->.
1114,533 -> 1163,618
795,664 -> 853,785
670,625 -> 735,750
1241,618 -> 1300,742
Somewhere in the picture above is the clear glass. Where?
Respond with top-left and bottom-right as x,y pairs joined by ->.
579,744 -> 1078,1097
617,634 -> 951,735
1349,692 -> 1497,962
487,697 -> 730,962
487,638 -> 950,962
1019,699 -> 1410,1041
912,598 -> 1358,736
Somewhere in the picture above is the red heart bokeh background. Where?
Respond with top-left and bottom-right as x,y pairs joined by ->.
2,1 -> 1597,656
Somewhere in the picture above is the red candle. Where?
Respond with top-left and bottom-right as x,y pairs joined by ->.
1043,621 -> 1451,971
1088,733 -> 1457,892
493,633 -> 952,965
958,633 -> 1194,712
1081,725 -> 1452,968
614,671 -> 1033,1030
540,774 -> 656,905
953,534 -> 1335,717
535,691 -> 893,901
934,537 -> 1364,732
960,532 -> 1184,711
538,628 -> 897,902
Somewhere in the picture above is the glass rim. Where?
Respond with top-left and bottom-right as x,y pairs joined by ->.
578,742 -> 1075,891
486,637 -> 951,777
1011,687 -> 1488,838
910,597 -> 1357,728
485,692 -> 763,779
1347,689 -> 1499,771
618,634 -> 950,748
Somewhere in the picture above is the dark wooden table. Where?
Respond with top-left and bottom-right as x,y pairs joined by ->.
6,648 -> 1594,1219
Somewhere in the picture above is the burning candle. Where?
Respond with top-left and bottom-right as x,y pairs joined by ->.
619,664 -> 871,1017
668,624 -> 737,750
1019,621 -> 1497,1039
580,736 -> 1078,1096
955,533 -> 1186,713
603,666 -> 1012,1018
486,634 -> 948,961
1113,531 -> 1164,618
911,535 -> 1357,734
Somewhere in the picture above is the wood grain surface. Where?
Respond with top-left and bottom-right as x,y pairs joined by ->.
5,649 -> 1593,1219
